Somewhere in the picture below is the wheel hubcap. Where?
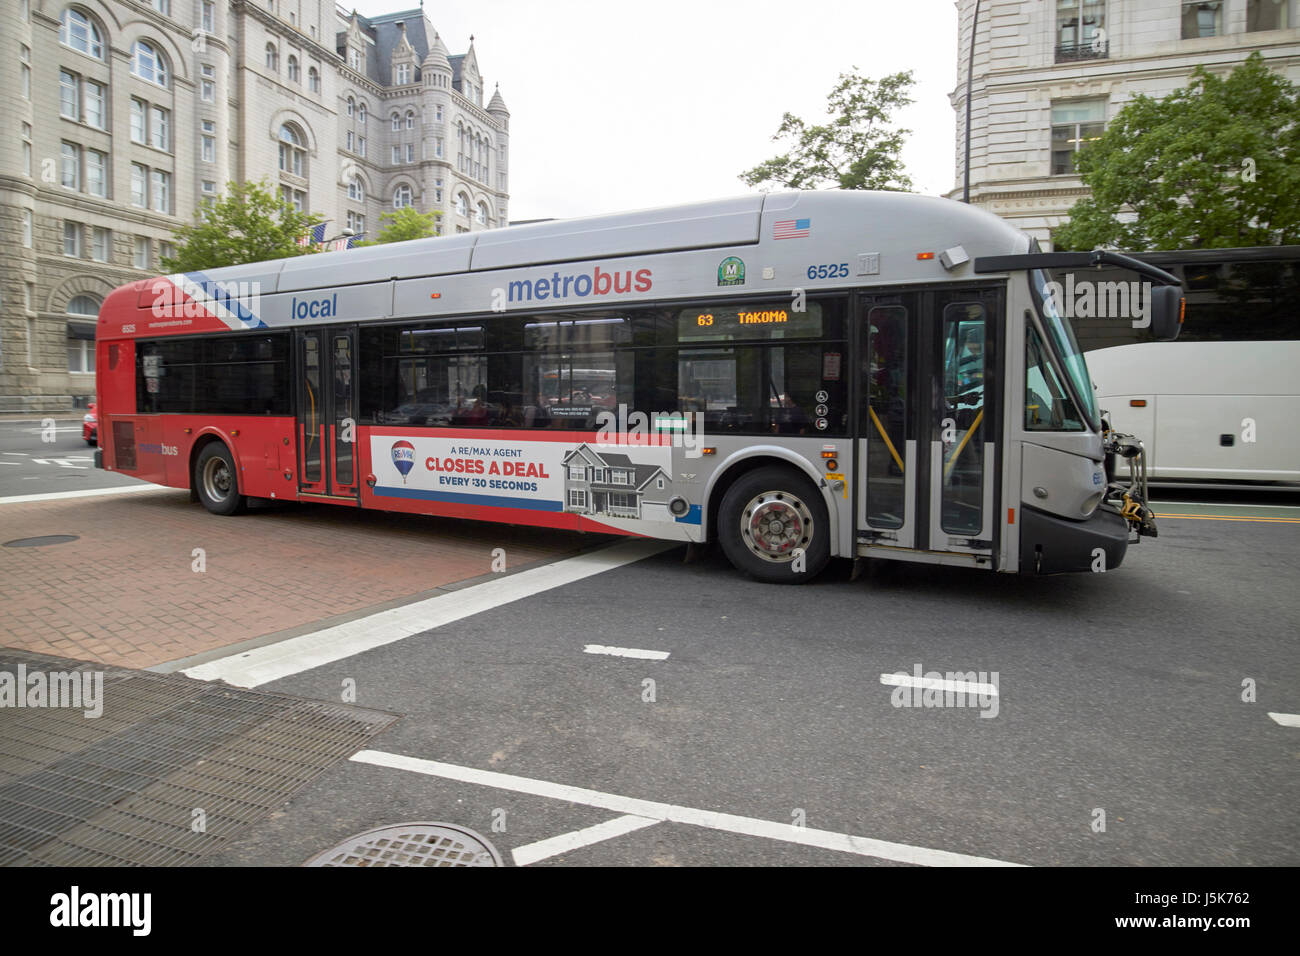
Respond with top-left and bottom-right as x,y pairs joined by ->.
203,458 -> 233,501
741,490 -> 813,563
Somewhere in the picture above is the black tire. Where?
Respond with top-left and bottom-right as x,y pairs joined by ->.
194,442 -> 246,516
717,465 -> 830,583
84,437 -> 96,447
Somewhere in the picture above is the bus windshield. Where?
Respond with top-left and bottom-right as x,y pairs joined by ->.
1031,268 -> 1099,428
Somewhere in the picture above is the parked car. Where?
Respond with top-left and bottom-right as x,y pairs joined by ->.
83,402 -> 97,446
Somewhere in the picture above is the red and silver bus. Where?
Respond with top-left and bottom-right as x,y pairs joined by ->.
94,191 -> 1181,581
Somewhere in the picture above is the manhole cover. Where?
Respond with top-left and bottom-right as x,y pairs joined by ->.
4,535 -> 80,548
304,823 -> 503,867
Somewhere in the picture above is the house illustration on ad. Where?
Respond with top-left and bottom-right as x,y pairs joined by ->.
561,444 -> 675,522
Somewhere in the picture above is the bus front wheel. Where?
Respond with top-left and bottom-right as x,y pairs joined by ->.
718,466 -> 830,583
194,443 -> 246,516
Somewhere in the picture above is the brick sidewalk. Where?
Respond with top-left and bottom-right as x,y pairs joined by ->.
0,490 -> 588,669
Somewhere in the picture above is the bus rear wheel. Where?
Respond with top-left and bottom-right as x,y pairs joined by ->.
718,466 -> 830,583
194,443 -> 246,516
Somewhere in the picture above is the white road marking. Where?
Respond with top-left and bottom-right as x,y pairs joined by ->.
583,644 -> 671,661
2,452 -> 30,456
1268,712 -> 1300,728
511,815 -> 661,866
184,539 -> 676,687
880,672 -> 999,697
0,485 -> 165,504
352,750 -> 1024,867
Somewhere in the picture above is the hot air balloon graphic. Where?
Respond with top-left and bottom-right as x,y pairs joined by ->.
391,440 -> 415,484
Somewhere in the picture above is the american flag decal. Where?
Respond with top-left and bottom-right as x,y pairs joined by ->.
773,218 -> 811,239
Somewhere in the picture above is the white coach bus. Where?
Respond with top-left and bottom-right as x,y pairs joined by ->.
95,191 -> 1183,581
1075,247 -> 1300,488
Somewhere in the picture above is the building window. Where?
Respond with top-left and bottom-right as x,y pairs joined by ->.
346,96 -> 355,117
358,103 -> 367,125
91,227 -> 110,262
66,301 -> 97,372
131,41 -> 169,86
358,136 -> 366,157
60,9 -> 103,59
455,193 -> 468,217
435,137 -> 443,158
434,178 -> 442,203
391,145 -> 401,164
131,164 -> 147,206
347,210 -> 365,233
87,149 -> 107,197
130,100 -> 146,143
150,105 -> 170,151
202,180 -> 217,198
61,70 -> 79,119
151,0 -> 170,15
22,210 -> 33,247
349,48 -> 362,71
568,490 -> 587,509
281,186 -> 305,211
201,64 -> 215,102
347,130 -> 354,151
266,44 -> 278,71
201,0 -> 214,32
159,241 -> 173,263
405,110 -> 415,129
21,59 -> 30,100
435,104 -> 443,122
396,63 -> 410,85
476,202 -> 488,226
1247,0 -> 1291,29
201,121 -> 216,162
406,143 -> 415,163
85,80 -> 107,128
1051,99 -> 1106,175
1181,1 -> 1223,37
1055,0 -> 1107,61
134,236 -> 150,269
287,55 -> 300,83
347,176 -> 364,201
22,124 -> 32,176
393,185 -> 412,208
391,112 -> 401,132
150,169 -> 170,211
60,142 -> 80,190
63,221 -> 81,257
308,67 -> 320,93
278,123 -> 305,176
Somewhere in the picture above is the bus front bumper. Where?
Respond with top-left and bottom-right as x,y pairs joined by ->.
1019,504 -> 1128,575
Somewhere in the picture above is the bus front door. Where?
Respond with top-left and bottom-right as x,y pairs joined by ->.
296,326 -> 359,501
856,288 -> 1002,566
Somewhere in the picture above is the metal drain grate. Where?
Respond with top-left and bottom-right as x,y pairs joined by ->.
0,651 -> 397,866
304,824 -> 502,867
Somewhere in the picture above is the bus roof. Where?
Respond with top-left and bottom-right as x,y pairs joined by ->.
102,190 -> 1030,337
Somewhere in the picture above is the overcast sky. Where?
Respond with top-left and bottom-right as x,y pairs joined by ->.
345,0 -> 960,221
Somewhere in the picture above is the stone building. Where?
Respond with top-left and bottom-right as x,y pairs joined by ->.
949,0 -> 1300,245
0,0 -> 510,411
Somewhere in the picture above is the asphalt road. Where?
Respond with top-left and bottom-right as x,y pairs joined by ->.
3,417 -> 1296,866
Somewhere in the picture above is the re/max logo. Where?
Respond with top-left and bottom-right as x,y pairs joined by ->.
507,266 -> 652,303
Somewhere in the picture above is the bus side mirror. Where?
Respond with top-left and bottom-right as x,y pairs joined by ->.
1150,285 -> 1184,341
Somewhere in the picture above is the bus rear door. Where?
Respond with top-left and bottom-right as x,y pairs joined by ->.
296,326 -> 359,501
855,287 -> 1004,566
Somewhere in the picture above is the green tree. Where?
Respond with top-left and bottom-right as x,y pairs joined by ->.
359,207 -> 442,245
1055,53 -> 1300,251
161,179 -> 322,272
740,69 -> 915,192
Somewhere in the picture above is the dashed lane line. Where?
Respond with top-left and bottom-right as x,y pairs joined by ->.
583,644 -> 671,661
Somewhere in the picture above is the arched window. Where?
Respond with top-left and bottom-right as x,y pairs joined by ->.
60,9 -> 103,59
67,295 -> 99,316
358,103 -> 367,125
455,193 -> 468,218
131,41 -> 169,86
391,112 -> 401,132
405,110 -> 415,130
278,123 -> 305,177
393,185 -> 412,208
476,201 -> 488,226
265,43 -> 278,71
287,56 -> 299,83
346,96 -> 355,117
347,176 -> 364,202
308,67 -> 319,93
